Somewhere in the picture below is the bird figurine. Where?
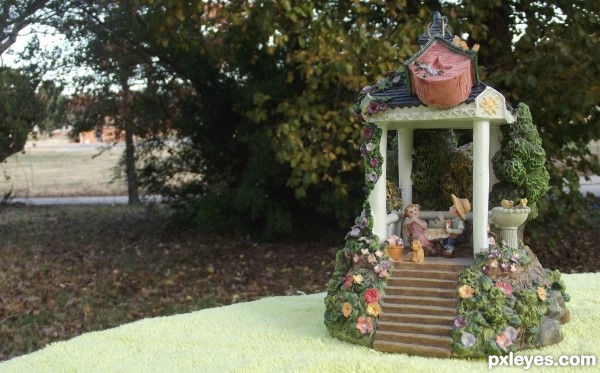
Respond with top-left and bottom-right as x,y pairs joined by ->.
500,199 -> 514,209
453,35 -> 469,50
518,198 -> 528,208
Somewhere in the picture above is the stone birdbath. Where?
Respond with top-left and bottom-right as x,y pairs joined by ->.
489,206 -> 531,249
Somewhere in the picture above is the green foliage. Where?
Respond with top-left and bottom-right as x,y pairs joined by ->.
27,0 -> 599,235
453,243 -> 560,358
0,67 -> 44,162
411,130 -> 458,210
442,143 -> 474,205
490,103 -> 549,219
323,208 -> 392,346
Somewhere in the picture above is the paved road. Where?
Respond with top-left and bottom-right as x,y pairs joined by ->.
10,195 -> 162,205
7,177 -> 599,206
580,175 -> 600,197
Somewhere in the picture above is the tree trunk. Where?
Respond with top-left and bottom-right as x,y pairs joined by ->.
121,81 -> 140,205
124,125 -> 140,205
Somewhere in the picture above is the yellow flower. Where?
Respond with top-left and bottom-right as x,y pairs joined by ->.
353,274 -> 364,284
367,303 -> 382,317
537,287 -> 547,301
480,96 -> 499,115
342,302 -> 352,318
458,284 -> 475,298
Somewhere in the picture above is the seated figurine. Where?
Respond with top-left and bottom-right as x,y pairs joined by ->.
403,204 -> 437,256
440,194 -> 471,258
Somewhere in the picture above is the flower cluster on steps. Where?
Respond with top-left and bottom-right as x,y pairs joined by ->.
323,212 -> 393,346
323,74 -> 398,346
452,242 -> 569,358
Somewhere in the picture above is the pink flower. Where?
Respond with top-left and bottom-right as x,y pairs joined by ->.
367,102 -> 379,114
453,316 -> 467,329
354,112 -> 364,123
378,269 -> 388,278
343,276 -> 352,289
365,288 -> 380,304
363,127 -> 373,140
496,331 -> 513,350
355,317 -> 373,334
378,102 -> 389,111
496,281 -> 513,296
368,255 -> 376,264
370,158 -> 379,167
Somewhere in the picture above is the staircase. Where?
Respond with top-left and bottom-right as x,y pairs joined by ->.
373,260 -> 468,358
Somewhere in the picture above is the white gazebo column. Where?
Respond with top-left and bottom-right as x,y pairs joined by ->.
369,126 -> 388,242
472,120 -> 491,255
397,128 -> 414,206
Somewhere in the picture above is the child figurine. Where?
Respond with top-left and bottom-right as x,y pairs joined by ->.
441,194 -> 471,258
403,204 -> 436,256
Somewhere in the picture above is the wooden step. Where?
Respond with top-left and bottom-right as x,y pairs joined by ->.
381,303 -> 456,317
384,285 -> 456,298
379,312 -> 455,326
375,330 -> 452,349
390,268 -> 459,281
382,295 -> 457,308
386,276 -> 457,289
374,339 -> 452,358
392,261 -> 469,272
377,321 -> 453,337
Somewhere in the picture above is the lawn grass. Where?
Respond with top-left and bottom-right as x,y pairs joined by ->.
1,140 -> 127,197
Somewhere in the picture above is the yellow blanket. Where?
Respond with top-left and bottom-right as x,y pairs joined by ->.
2,273 -> 598,372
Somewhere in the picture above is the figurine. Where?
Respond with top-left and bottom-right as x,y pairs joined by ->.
403,240 -> 425,263
403,204 -> 435,255
500,199 -> 514,209
441,194 -> 471,258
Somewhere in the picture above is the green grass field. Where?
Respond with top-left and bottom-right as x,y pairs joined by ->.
1,140 -> 127,197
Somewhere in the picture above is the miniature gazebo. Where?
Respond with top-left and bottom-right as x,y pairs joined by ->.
361,12 -> 513,255
324,11 -> 570,359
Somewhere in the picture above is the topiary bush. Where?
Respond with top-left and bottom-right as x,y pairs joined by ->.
490,103 -> 550,220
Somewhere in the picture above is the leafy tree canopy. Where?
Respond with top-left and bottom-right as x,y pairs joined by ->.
5,0 -> 598,236
0,67 -> 44,162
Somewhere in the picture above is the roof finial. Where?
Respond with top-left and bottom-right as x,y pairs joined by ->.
418,10 -> 454,47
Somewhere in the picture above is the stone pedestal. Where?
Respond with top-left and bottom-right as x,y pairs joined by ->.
489,206 -> 531,249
